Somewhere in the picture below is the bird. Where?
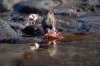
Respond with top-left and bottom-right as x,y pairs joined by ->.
26,14 -> 40,26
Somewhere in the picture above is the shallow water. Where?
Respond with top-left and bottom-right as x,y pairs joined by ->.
0,33 -> 100,66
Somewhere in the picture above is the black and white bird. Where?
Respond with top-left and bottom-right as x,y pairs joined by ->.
26,14 -> 40,26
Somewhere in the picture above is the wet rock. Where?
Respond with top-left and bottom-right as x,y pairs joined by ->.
0,20 -> 18,40
56,20 -> 73,32
13,0 -> 62,15
22,25 -> 44,37
13,2 -> 48,15
2,0 -> 62,11
0,19 -> 25,40
2,0 -> 21,10
0,19 -> 36,44
11,16 -> 25,22
57,20 -> 89,33
95,4 -> 100,9
54,12 -> 69,16
0,4 -> 8,13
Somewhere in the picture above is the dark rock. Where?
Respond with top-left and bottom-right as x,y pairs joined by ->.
0,21 -> 18,40
0,19 -> 25,40
52,0 -> 63,5
13,2 -> 49,15
89,7 -> 95,12
0,4 -> 8,13
77,21 -> 90,32
11,16 -> 25,22
12,0 -> 64,15
95,4 -> 100,8
22,25 -> 44,36
54,12 -> 69,16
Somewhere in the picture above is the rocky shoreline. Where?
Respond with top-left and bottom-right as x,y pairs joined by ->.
0,0 -> 100,44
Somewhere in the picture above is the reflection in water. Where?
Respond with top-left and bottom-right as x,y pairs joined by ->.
0,40 -> 100,66
10,44 -> 58,66
30,43 -> 40,51
29,32 -> 60,57
47,44 -> 57,57
30,42 -> 58,57
2,33 -> 100,66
